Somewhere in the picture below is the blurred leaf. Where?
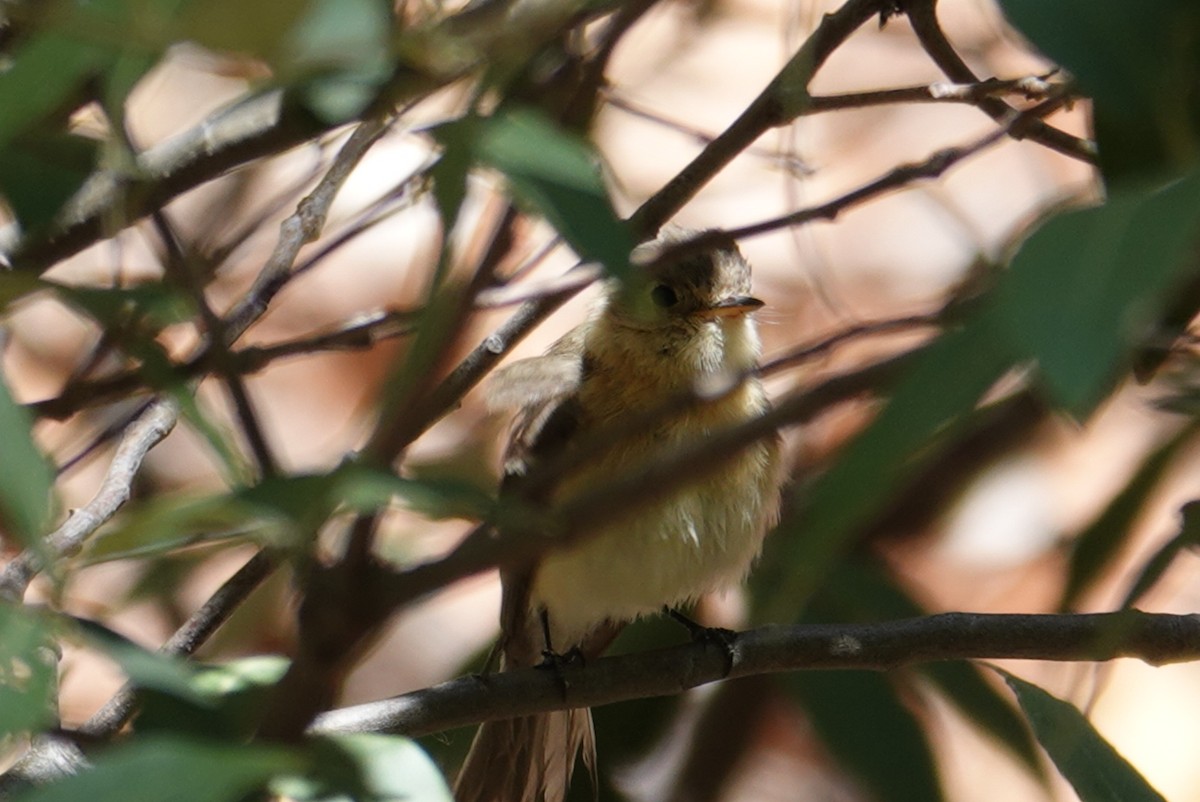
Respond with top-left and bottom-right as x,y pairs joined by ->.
475,107 -> 634,276
1000,671 -> 1167,802
920,662 -> 1046,782
286,0 -> 392,123
0,604 -> 56,738
172,390 -> 257,487
785,671 -> 944,802
137,656 -> 290,739
71,617 -> 207,705
1059,421 -> 1200,610
84,493 -> 280,565
756,326 -> 1013,621
0,135 -> 100,233
0,273 -> 45,309
1000,0 -> 1200,182
430,117 -> 476,231
0,371 -> 56,552
1119,499 -> 1200,608
12,735 -> 302,802
334,464 -> 494,521
176,0 -> 310,64
0,33 -> 109,151
992,170 -> 1200,417
278,734 -> 453,802
51,282 -> 194,332
801,559 -> 1044,778
87,465 -> 491,564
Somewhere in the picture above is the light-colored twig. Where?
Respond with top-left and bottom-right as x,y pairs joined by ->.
0,399 -> 179,603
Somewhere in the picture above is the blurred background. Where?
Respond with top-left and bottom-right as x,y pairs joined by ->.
5,0 -> 1200,799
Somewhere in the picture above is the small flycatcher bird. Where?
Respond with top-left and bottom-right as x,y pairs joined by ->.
455,227 -> 782,802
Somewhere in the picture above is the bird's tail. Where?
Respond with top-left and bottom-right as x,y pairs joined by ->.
454,708 -> 596,802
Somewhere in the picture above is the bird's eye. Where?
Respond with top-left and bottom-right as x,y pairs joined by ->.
650,284 -> 679,308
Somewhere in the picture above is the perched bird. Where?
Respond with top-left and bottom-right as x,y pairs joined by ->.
455,227 -> 782,802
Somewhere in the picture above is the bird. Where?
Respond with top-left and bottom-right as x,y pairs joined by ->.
454,226 -> 782,802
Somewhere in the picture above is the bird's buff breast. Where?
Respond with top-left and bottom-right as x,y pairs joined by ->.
529,428 -> 779,648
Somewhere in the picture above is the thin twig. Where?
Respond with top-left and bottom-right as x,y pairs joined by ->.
904,0 -> 1097,164
0,399 -> 179,603
646,93 -> 1072,266
312,610 -> 1200,736
78,549 -> 280,737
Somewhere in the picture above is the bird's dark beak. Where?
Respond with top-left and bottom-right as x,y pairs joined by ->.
699,295 -> 764,319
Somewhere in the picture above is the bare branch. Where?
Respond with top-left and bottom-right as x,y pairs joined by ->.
0,399 -> 178,603
904,0 -> 1097,163
312,610 -> 1200,736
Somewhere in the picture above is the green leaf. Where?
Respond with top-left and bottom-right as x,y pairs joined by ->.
87,465 -> 491,564
278,734 -> 453,802
992,169 -> 1200,417
475,107 -> 634,276
0,135 -> 100,233
797,559 -> 1044,778
756,325 -> 1012,620
785,671 -> 944,802
137,656 -> 290,740
12,735 -> 302,802
1000,671 -> 1167,802
83,492 -> 282,565
0,371 -> 56,552
51,282 -> 194,332
1119,499 -> 1200,609
1059,421 -> 1200,610
0,604 -> 56,738
921,662 -> 1045,781
176,0 -> 310,65
999,0 -> 1200,182
0,34 -> 109,151
71,617 -> 208,705
286,0 -> 392,123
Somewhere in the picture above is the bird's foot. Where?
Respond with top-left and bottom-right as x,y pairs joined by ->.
536,646 -> 585,699
665,607 -> 738,676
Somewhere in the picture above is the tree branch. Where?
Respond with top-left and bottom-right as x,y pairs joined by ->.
312,610 -> 1200,737
0,399 -> 178,602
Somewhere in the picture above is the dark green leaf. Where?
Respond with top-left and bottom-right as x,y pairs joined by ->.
176,0 -> 310,64
1060,421 -> 1200,610
0,371 -> 56,551
475,107 -> 634,275
799,560 -> 1044,778
278,734 -> 453,802
756,325 -> 1013,621
921,662 -> 1045,781
12,736 -> 302,802
0,35 -> 109,151
137,656 -> 289,739
87,466 -> 491,564
333,464 -> 494,521
287,0 -> 392,123
992,169 -> 1200,417
83,492 -> 282,565
1001,671 -> 1167,802
51,282 -> 194,332
0,604 -> 56,738
0,135 -> 99,232
999,0 -> 1200,182
785,671 -> 944,802
71,617 -> 207,705
1119,499 -> 1200,608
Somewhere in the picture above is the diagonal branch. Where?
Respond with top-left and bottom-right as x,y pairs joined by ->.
0,399 -> 178,602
